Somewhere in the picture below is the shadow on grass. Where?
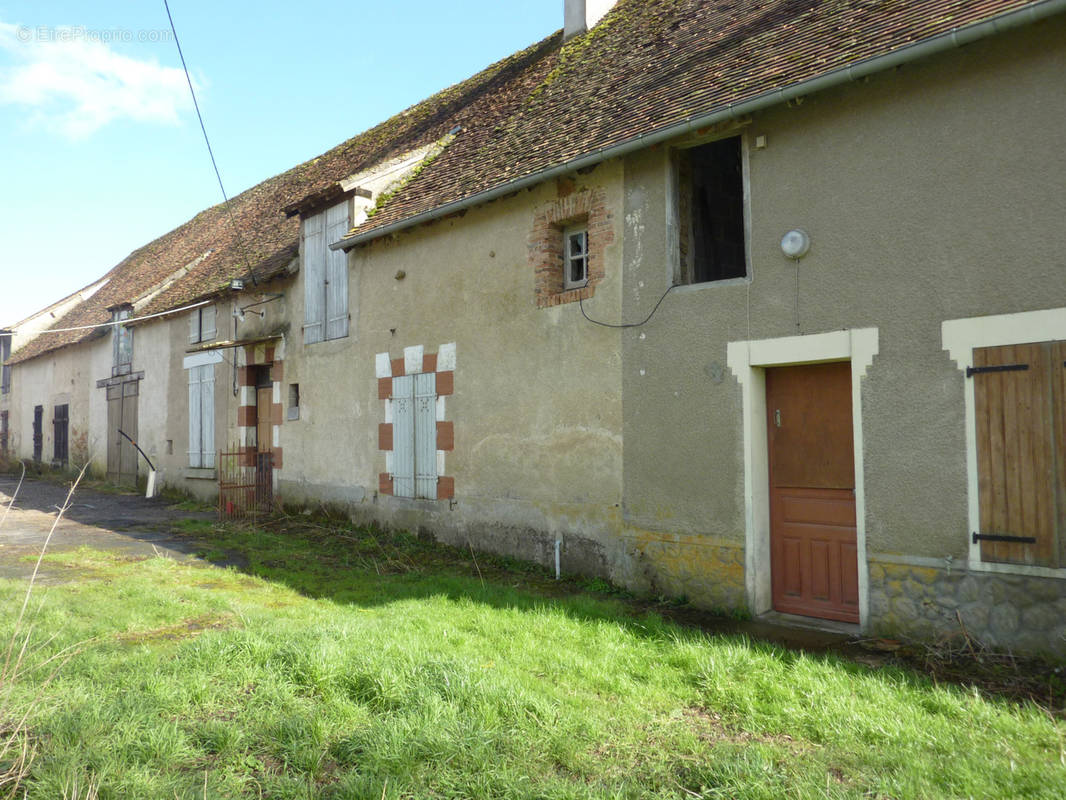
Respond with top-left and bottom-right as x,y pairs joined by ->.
3,473 -> 1062,715
164,510 -> 1066,716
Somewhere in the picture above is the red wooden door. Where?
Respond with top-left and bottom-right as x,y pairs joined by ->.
766,362 -> 859,623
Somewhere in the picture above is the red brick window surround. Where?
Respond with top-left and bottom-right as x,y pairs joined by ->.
529,186 -> 613,309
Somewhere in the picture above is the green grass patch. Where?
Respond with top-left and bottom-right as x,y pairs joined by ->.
1,524 -> 1063,799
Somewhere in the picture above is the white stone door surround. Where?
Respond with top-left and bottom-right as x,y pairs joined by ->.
727,328 -> 879,628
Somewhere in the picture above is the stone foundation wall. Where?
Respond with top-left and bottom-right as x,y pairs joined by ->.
868,560 -> 1066,657
624,533 -> 746,612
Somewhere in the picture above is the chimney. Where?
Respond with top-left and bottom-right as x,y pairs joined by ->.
564,0 -> 618,41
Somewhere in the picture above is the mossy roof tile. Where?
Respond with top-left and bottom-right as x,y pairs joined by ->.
11,0 -> 1046,364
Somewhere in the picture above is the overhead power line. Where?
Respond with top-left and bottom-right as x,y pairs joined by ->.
8,300 -> 212,336
163,0 -> 258,286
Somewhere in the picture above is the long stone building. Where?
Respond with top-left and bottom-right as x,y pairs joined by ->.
3,0 -> 1066,655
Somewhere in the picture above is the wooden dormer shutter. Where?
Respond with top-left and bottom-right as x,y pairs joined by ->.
302,214 -> 326,344
324,202 -> 350,341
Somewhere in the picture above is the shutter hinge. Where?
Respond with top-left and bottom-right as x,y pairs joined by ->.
972,532 -> 1037,544
965,363 -> 1029,378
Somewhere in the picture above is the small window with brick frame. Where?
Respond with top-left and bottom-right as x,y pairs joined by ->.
530,186 -> 613,308
563,226 -> 589,290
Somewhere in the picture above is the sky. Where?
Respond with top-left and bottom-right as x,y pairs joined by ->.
0,0 -> 562,327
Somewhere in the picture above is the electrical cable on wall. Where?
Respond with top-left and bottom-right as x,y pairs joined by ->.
163,0 -> 259,287
577,281 -> 676,329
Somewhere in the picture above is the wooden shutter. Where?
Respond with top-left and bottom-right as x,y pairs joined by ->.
415,372 -> 438,499
200,365 -> 215,468
188,366 -> 203,468
972,341 -> 1064,567
302,213 -> 326,344
189,307 -> 217,343
325,202 -> 350,340
202,305 -> 216,341
0,335 -> 10,394
392,375 -> 415,498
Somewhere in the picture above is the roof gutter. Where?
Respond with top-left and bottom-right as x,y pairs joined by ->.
334,0 -> 1065,252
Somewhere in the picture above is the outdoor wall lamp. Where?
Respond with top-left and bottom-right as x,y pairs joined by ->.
780,229 -> 811,260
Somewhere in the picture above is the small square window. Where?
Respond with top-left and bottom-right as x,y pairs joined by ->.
563,226 -> 589,290
111,306 -> 133,377
287,383 -> 300,420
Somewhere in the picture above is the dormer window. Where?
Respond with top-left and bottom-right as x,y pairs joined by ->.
112,306 -> 133,376
302,200 -> 350,344
0,330 -> 11,394
189,304 -> 217,344
563,226 -> 589,290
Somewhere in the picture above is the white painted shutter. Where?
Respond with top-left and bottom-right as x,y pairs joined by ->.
188,366 -> 202,467
202,305 -> 216,341
200,365 -> 215,468
414,372 -> 438,499
325,202 -> 349,340
302,213 -> 326,344
392,375 -> 415,498
189,310 -> 199,343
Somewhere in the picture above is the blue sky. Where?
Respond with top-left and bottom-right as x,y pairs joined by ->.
0,1 -> 562,327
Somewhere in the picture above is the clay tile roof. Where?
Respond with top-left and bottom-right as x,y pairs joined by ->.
11,0 -> 1050,364
347,0 -> 1049,240
9,33 -> 557,364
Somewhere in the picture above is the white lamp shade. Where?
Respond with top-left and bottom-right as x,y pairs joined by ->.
780,229 -> 811,259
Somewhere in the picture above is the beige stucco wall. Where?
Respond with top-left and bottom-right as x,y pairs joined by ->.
277,160 -> 627,574
4,336 -> 110,473
620,18 -> 1066,610
148,304 -> 241,501
3,16 -> 1062,652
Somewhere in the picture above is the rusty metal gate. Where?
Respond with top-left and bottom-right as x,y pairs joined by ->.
218,449 -> 273,519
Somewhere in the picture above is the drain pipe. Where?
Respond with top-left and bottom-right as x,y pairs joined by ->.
554,538 -> 562,581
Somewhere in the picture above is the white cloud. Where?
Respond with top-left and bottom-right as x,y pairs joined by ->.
0,20 -> 195,138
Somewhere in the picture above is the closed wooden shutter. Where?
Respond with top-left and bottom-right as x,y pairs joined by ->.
302,213 -> 326,344
972,341 -> 1064,567
415,372 -> 438,500
200,365 -> 215,468
188,366 -> 203,467
53,404 -> 69,465
392,375 -> 415,498
325,202 -> 350,340
202,305 -> 216,341
0,334 -> 10,394
188,306 -> 216,343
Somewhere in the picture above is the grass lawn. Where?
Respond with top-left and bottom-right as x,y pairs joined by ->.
1,515 -> 1063,799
